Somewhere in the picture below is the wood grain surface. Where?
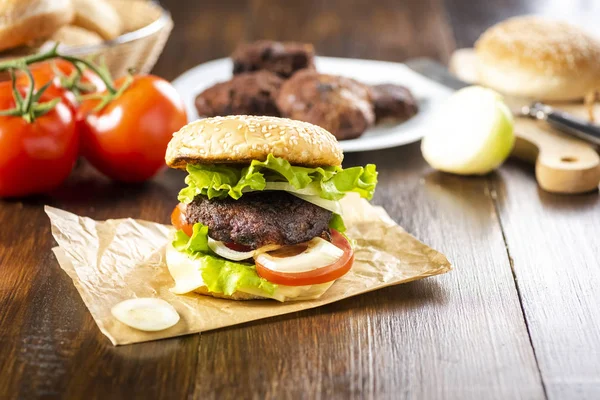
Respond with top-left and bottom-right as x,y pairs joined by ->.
493,164 -> 600,400
0,0 -> 598,399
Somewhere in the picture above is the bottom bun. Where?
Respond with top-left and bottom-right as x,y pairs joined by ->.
165,238 -> 336,302
193,286 -> 266,301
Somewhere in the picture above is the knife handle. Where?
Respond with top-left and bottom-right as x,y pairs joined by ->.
529,102 -> 600,146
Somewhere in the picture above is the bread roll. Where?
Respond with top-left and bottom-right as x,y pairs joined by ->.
107,0 -> 162,34
475,16 -> 600,101
50,25 -> 103,48
72,0 -> 122,40
166,115 -> 344,169
0,0 -> 74,52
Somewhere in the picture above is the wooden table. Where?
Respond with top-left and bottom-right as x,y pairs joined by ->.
1,0 -> 599,399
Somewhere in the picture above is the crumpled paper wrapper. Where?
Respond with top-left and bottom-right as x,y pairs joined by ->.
46,195 -> 451,345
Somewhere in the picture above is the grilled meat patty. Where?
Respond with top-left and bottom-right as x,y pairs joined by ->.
370,83 -> 418,122
194,70 -> 283,117
231,40 -> 316,78
276,70 -> 375,140
185,191 -> 333,249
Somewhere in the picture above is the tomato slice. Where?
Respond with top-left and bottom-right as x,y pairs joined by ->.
171,204 -> 194,237
255,230 -> 354,286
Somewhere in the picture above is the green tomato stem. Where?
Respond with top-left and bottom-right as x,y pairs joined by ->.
0,43 -> 118,94
59,55 -> 117,95
21,67 -> 36,120
9,69 -> 23,109
92,74 -> 134,113
0,42 -> 136,121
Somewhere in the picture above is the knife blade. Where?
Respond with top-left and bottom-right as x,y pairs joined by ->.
405,58 -> 600,146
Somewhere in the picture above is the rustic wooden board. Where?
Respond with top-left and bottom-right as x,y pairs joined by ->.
0,166 -> 199,399
493,162 -> 600,399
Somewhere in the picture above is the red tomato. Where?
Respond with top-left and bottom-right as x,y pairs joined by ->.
0,82 -> 78,197
17,60 -> 106,110
78,75 -> 187,182
171,203 -> 194,237
256,229 -> 354,286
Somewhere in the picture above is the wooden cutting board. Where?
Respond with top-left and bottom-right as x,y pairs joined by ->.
450,48 -> 600,194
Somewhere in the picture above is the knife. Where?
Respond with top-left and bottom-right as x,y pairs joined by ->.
405,58 -> 600,146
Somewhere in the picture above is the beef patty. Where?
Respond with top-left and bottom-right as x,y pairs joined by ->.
185,191 -> 332,249
370,84 -> 419,122
276,70 -> 375,140
231,40 -> 316,78
195,70 -> 283,117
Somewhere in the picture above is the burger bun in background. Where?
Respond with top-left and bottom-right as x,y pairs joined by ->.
475,15 -> 600,101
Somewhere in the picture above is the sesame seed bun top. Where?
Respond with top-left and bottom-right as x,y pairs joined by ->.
165,115 -> 344,169
475,16 -> 600,101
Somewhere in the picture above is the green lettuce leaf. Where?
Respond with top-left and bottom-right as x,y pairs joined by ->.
178,154 -> 377,203
172,224 -> 277,296
173,223 -> 210,253
319,164 -> 378,201
329,213 -> 346,233
198,254 -> 277,296
178,164 -> 265,202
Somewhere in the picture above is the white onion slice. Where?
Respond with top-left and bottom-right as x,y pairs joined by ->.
262,182 -> 321,196
255,237 -> 344,273
208,237 -> 282,261
111,298 -> 180,332
288,192 -> 342,214
208,237 -> 255,261
255,182 -> 342,214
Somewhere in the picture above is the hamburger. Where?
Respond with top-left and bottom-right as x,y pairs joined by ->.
165,115 -> 377,302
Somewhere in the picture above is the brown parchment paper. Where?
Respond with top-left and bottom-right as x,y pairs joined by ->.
46,194 -> 451,345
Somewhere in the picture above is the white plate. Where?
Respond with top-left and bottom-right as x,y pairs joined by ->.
172,57 -> 453,152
